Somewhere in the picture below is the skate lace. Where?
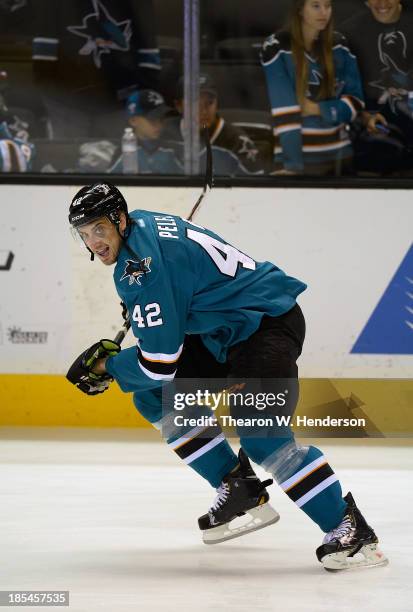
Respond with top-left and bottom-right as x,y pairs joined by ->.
323,514 -> 353,544
210,482 -> 230,511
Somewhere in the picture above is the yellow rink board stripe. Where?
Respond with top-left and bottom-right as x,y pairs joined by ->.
0,374 -> 147,428
0,375 -> 412,435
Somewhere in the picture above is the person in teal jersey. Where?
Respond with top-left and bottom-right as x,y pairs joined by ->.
261,0 -> 365,175
67,182 -> 387,571
0,118 -> 34,172
109,89 -> 183,175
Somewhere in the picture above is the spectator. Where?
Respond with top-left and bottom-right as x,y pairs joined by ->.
341,0 -> 413,173
260,0 -> 365,175
166,74 -> 263,175
32,0 -> 161,139
0,71 -> 34,171
110,89 -> 183,174
0,69 -> 49,141
0,116 -> 34,172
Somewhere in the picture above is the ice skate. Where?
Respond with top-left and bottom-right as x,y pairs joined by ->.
198,448 -> 280,544
316,492 -> 388,572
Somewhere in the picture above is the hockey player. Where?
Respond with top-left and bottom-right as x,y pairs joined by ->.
67,182 -> 388,571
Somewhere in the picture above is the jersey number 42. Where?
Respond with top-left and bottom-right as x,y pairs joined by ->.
132,303 -> 163,328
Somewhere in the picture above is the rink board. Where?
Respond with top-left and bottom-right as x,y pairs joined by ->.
1,374 -> 412,436
0,184 -> 412,428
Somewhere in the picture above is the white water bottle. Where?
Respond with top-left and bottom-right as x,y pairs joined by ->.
121,127 -> 138,174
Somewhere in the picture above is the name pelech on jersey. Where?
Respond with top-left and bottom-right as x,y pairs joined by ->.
105,209 -> 306,393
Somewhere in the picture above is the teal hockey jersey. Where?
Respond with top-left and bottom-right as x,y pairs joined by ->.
260,31 -> 365,172
105,210 -> 306,393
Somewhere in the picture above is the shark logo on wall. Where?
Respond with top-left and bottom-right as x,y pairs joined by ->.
352,244 -> 413,355
68,0 -> 132,69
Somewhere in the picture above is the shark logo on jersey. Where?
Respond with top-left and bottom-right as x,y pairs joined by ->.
237,135 -> 258,162
120,256 -> 152,286
262,34 -> 279,51
307,67 -> 345,101
306,68 -> 326,98
67,0 -> 132,69
308,68 -> 323,87
370,31 -> 412,113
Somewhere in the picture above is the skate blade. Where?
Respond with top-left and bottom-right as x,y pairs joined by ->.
202,502 -> 280,545
322,543 -> 389,572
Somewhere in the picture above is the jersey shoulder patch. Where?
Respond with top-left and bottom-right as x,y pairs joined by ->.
260,30 -> 291,64
333,30 -> 350,49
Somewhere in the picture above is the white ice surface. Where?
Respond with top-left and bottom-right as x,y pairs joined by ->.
0,432 -> 412,612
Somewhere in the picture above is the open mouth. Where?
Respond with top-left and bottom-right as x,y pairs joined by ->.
96,246 -> 110,258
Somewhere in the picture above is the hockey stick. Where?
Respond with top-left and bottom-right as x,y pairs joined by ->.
186,125 -> 213,222
114,126 -> 213,345
113,317 -> 131,345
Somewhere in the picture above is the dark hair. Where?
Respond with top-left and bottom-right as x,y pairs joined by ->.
288,0 -> 335,105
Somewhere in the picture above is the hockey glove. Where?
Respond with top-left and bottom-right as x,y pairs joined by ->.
66,339 -> 121,396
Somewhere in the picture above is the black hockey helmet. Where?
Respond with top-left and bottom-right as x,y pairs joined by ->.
68,182 -> 128,229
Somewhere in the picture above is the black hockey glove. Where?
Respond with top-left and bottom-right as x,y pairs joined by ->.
66,339 -> 121,396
